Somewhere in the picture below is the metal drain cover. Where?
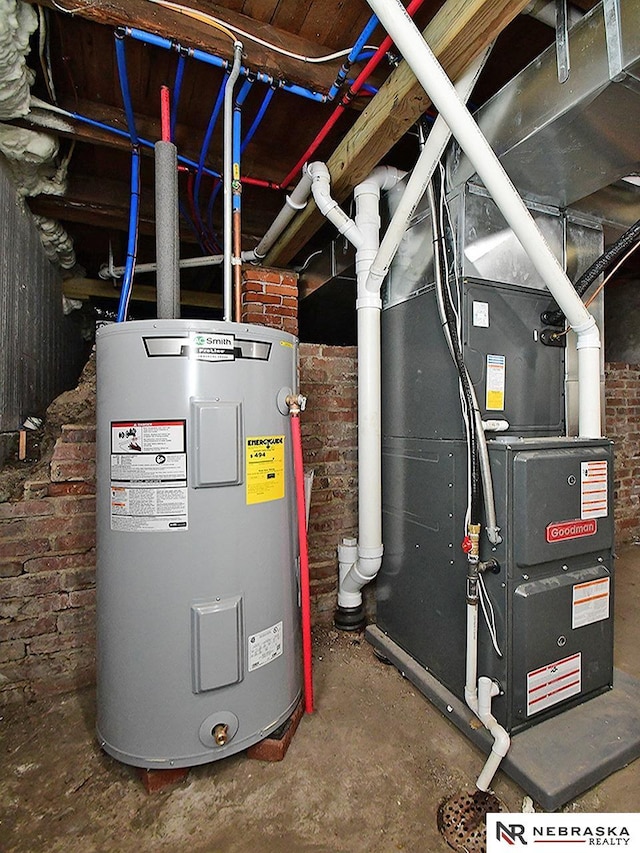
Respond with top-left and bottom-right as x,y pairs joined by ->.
437,788 -> 504,853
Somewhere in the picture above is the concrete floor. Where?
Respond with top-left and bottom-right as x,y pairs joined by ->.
1,545 -> 639,853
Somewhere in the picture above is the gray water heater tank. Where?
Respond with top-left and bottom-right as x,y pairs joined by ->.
95,319 -> 302,768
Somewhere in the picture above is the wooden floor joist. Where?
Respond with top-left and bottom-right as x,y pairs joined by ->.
265,0 -> 532,268
63,277 -> 223,310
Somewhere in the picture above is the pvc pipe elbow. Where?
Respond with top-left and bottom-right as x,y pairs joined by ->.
356,165 -> 406,194
574,316 -> 601,350
489,723 -> 510,759
340,548 -> 383,596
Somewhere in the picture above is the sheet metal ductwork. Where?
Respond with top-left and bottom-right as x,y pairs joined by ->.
448,0 -> 640,215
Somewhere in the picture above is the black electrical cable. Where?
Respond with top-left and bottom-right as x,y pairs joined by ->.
544,217 -> 640,325
430,171 -> 482,523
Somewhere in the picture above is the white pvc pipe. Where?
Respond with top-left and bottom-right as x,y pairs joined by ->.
464,602 -> 479,713
223,42 -> 243,322
364,0 -> 601,438
308,162 -> 405,609
100,253 -> 225,280
475,676 -> 511,792
249,173 -> 313,261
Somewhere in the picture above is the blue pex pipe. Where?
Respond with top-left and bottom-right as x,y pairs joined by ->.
194,73 -> 228,233
328,13 -> 379,99
114,35 -> 139,144
232,80 -> 253,213
64,110 -> 221,178
126,27 -> 327,103
116,149 -> 141,322
241,86 -> 275,154
171,54 -> 186,141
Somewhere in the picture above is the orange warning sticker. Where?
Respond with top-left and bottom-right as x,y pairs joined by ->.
572,577 -> 610,629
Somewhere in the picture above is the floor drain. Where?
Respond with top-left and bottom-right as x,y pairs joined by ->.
437,788 -> 504,853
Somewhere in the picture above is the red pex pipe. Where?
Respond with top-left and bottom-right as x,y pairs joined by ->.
279,0 -> 427,189
290,411 -> 314,714
160,85 -> 171,143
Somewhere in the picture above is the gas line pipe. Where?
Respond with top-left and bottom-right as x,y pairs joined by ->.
287,394 -> 314,714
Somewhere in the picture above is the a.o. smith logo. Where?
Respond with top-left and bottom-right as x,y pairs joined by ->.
546,518 -> 597,543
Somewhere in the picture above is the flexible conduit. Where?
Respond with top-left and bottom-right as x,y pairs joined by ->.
114,34 -> 140,322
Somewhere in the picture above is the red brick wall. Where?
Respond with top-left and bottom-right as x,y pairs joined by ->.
0,425 -> 96,704
2,355 -> 638,703
300,344 -> 358,622
605,362 -> 640,544
241,267 -> 298,336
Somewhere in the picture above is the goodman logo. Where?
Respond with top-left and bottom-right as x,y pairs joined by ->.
487,814 -> 638,850
546,518 -> 597,543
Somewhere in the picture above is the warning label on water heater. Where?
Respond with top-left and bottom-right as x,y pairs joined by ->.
248,621 -> 283,672
246,435 -> 285,505
110,419 -> 188,532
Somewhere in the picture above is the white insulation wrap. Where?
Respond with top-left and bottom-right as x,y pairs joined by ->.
0,0 -> 37,119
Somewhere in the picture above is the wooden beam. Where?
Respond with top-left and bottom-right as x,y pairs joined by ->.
64,277 -> 223,309
27,171 -> 278,250
265,0 -> 532,267
26,0 -> 345,94
27,174 -> 160,237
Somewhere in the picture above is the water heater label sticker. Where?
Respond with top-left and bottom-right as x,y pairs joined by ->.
472,301 -> 489,328
580,460 -> 608,519
110,485 -> 188,532
189,332 -> 235,362
526,652 -> 581,716
572,577 -> 610,629
485,354 -> 505,411
246,436 -> 285,504
111,420 -> 185,454
111,453 -> 186,482
248,621 -> 283,672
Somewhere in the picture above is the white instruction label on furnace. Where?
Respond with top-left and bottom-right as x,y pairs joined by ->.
248,621 -> 283,672
572,577 -> 610,629
472,301 -> 490,328
581,460 -> 608,519
189,331 -> 235,362
526,652 -> 581,716
110,485 -> 188,531
485,354 -> 506,411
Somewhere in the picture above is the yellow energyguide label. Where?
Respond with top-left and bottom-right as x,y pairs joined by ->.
280,340 -> 293,348
246,435 -> 285,504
